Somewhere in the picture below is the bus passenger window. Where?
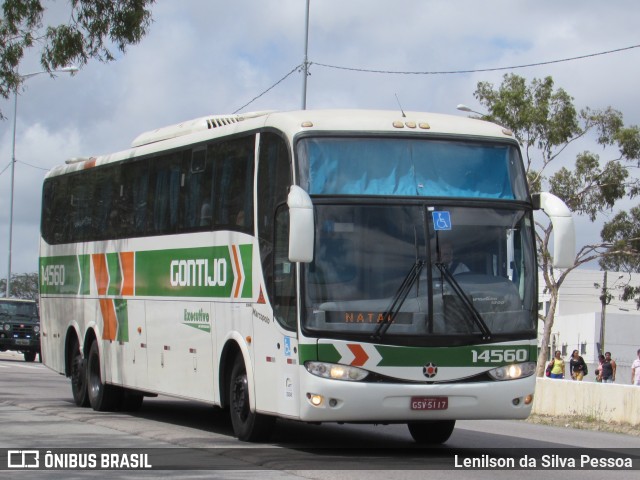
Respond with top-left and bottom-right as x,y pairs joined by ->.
273,207 -> 297,330
210,137 -> 254,232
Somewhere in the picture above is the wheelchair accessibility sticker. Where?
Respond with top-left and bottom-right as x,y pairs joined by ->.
432,211 -> 452,230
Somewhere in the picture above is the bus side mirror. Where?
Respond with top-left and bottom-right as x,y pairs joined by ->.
532,192 -> 575,268
287,186 -> 314,263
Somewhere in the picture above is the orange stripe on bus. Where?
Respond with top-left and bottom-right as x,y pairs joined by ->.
99,298 -> 117,341
120,251 -> 135,296
92,254 -> 109,296
231,245 -> 243,298
83,158 -> 96,169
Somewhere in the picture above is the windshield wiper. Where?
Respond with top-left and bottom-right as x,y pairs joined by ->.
372,259 -> 425,340
435,263 -> 492,340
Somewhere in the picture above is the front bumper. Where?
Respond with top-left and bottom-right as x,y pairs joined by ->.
298,370 -> 535,423
0,336 -> 40,351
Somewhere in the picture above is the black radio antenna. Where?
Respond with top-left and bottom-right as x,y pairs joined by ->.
395,93 -> 406,118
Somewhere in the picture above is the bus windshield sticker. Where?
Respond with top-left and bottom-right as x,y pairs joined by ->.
432,211 -> 452,230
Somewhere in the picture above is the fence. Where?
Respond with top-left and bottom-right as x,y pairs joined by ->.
532,377 -> 640,425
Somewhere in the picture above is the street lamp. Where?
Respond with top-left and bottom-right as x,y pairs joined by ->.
5,65 -> 78,298
456,104 -> 487,117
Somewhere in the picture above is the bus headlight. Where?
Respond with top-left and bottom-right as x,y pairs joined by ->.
305,361 -> 369,381
34,325 -> 40,333
487,362 -> 536,381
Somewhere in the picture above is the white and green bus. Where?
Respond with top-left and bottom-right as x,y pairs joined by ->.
39,109 -> 574,443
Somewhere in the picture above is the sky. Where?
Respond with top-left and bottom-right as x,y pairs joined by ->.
1,0 -> 639,277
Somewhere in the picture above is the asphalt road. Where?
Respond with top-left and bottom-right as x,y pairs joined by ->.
0,351 -> 638,479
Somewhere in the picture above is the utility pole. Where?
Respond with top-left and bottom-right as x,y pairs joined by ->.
599,271 -> 608,355
301,0 -> 310,109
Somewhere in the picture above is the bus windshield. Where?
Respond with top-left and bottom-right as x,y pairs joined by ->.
302,203 -> 536,342
297,136 -> 528,200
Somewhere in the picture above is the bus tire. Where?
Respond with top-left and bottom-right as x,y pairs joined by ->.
407,420 -> 456,444
23,351 -> 36,362
87,340 -> 122,411
70,338 -> 89,407
229,355 -> 275,442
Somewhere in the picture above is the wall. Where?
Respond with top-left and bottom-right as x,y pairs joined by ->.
532,377 -> 640,425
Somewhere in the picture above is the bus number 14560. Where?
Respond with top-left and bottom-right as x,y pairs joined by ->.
471,349 -> 528,363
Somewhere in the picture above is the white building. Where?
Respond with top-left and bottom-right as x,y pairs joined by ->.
538,269 -> 640,384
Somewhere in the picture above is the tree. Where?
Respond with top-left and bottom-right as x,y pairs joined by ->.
0,0 -> 155,118
0,272 -> 39,300
473,74 -> 640,376
599,205 -> 640,308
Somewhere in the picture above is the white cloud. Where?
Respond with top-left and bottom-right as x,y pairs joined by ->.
1,0 -> 640,275
0,122 -> 83,274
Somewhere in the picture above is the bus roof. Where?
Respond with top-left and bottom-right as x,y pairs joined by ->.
48,109 -> 515,178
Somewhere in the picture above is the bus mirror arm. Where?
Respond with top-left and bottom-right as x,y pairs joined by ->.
532,192 -> 575,269
287,186 -> 315,263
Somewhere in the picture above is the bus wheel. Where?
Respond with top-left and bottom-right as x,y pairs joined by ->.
229,355 -> 275,442
87,340 -> 122,411
70,338 -> 89,407
407,420 -> 456,444
23,351 -> 36,362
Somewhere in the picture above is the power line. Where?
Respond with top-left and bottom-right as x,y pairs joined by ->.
312,44 -> 640,75
17,160 -> 49,172
0,160 -> 49,177
233,64 -> 304,114
234,44 -> 640,112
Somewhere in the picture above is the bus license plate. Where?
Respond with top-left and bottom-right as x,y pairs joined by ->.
15,339 -> 31,346
411,397 -> 448,410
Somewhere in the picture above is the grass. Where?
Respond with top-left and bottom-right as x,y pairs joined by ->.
525,413 -> 639,436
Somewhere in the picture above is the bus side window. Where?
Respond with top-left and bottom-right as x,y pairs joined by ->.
211,137 -> 254,232
93,167 -> 114,239
110,160 -> 149,238
150,154 -> 181,234
183,148 -> 212,230
257,132 -> 295,330
68,174 -> 93,242
42,176 -> 70,244
273,207 -> 296,330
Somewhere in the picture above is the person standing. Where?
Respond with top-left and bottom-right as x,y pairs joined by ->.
600,351 -> 616,383
631,348 -> 640,386
547,350 -> 565,379
595,354 -> 605,382
569,349 -> 587,381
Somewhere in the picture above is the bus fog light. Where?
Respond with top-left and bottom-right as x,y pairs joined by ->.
329,398 -> 338,407
512,397 -> 521,406
524,394 -> 533,405
307,393 -> 324,406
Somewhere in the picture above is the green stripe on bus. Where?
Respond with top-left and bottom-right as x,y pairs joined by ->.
114,299 -> 129,342
40,255 -> 90,295
310,342 -> 537,367
107,253 -> 122,296
298,343 -> 318,363
134,245 -> 252,298
317,343 -> 341,363
374,343 -> 537,367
